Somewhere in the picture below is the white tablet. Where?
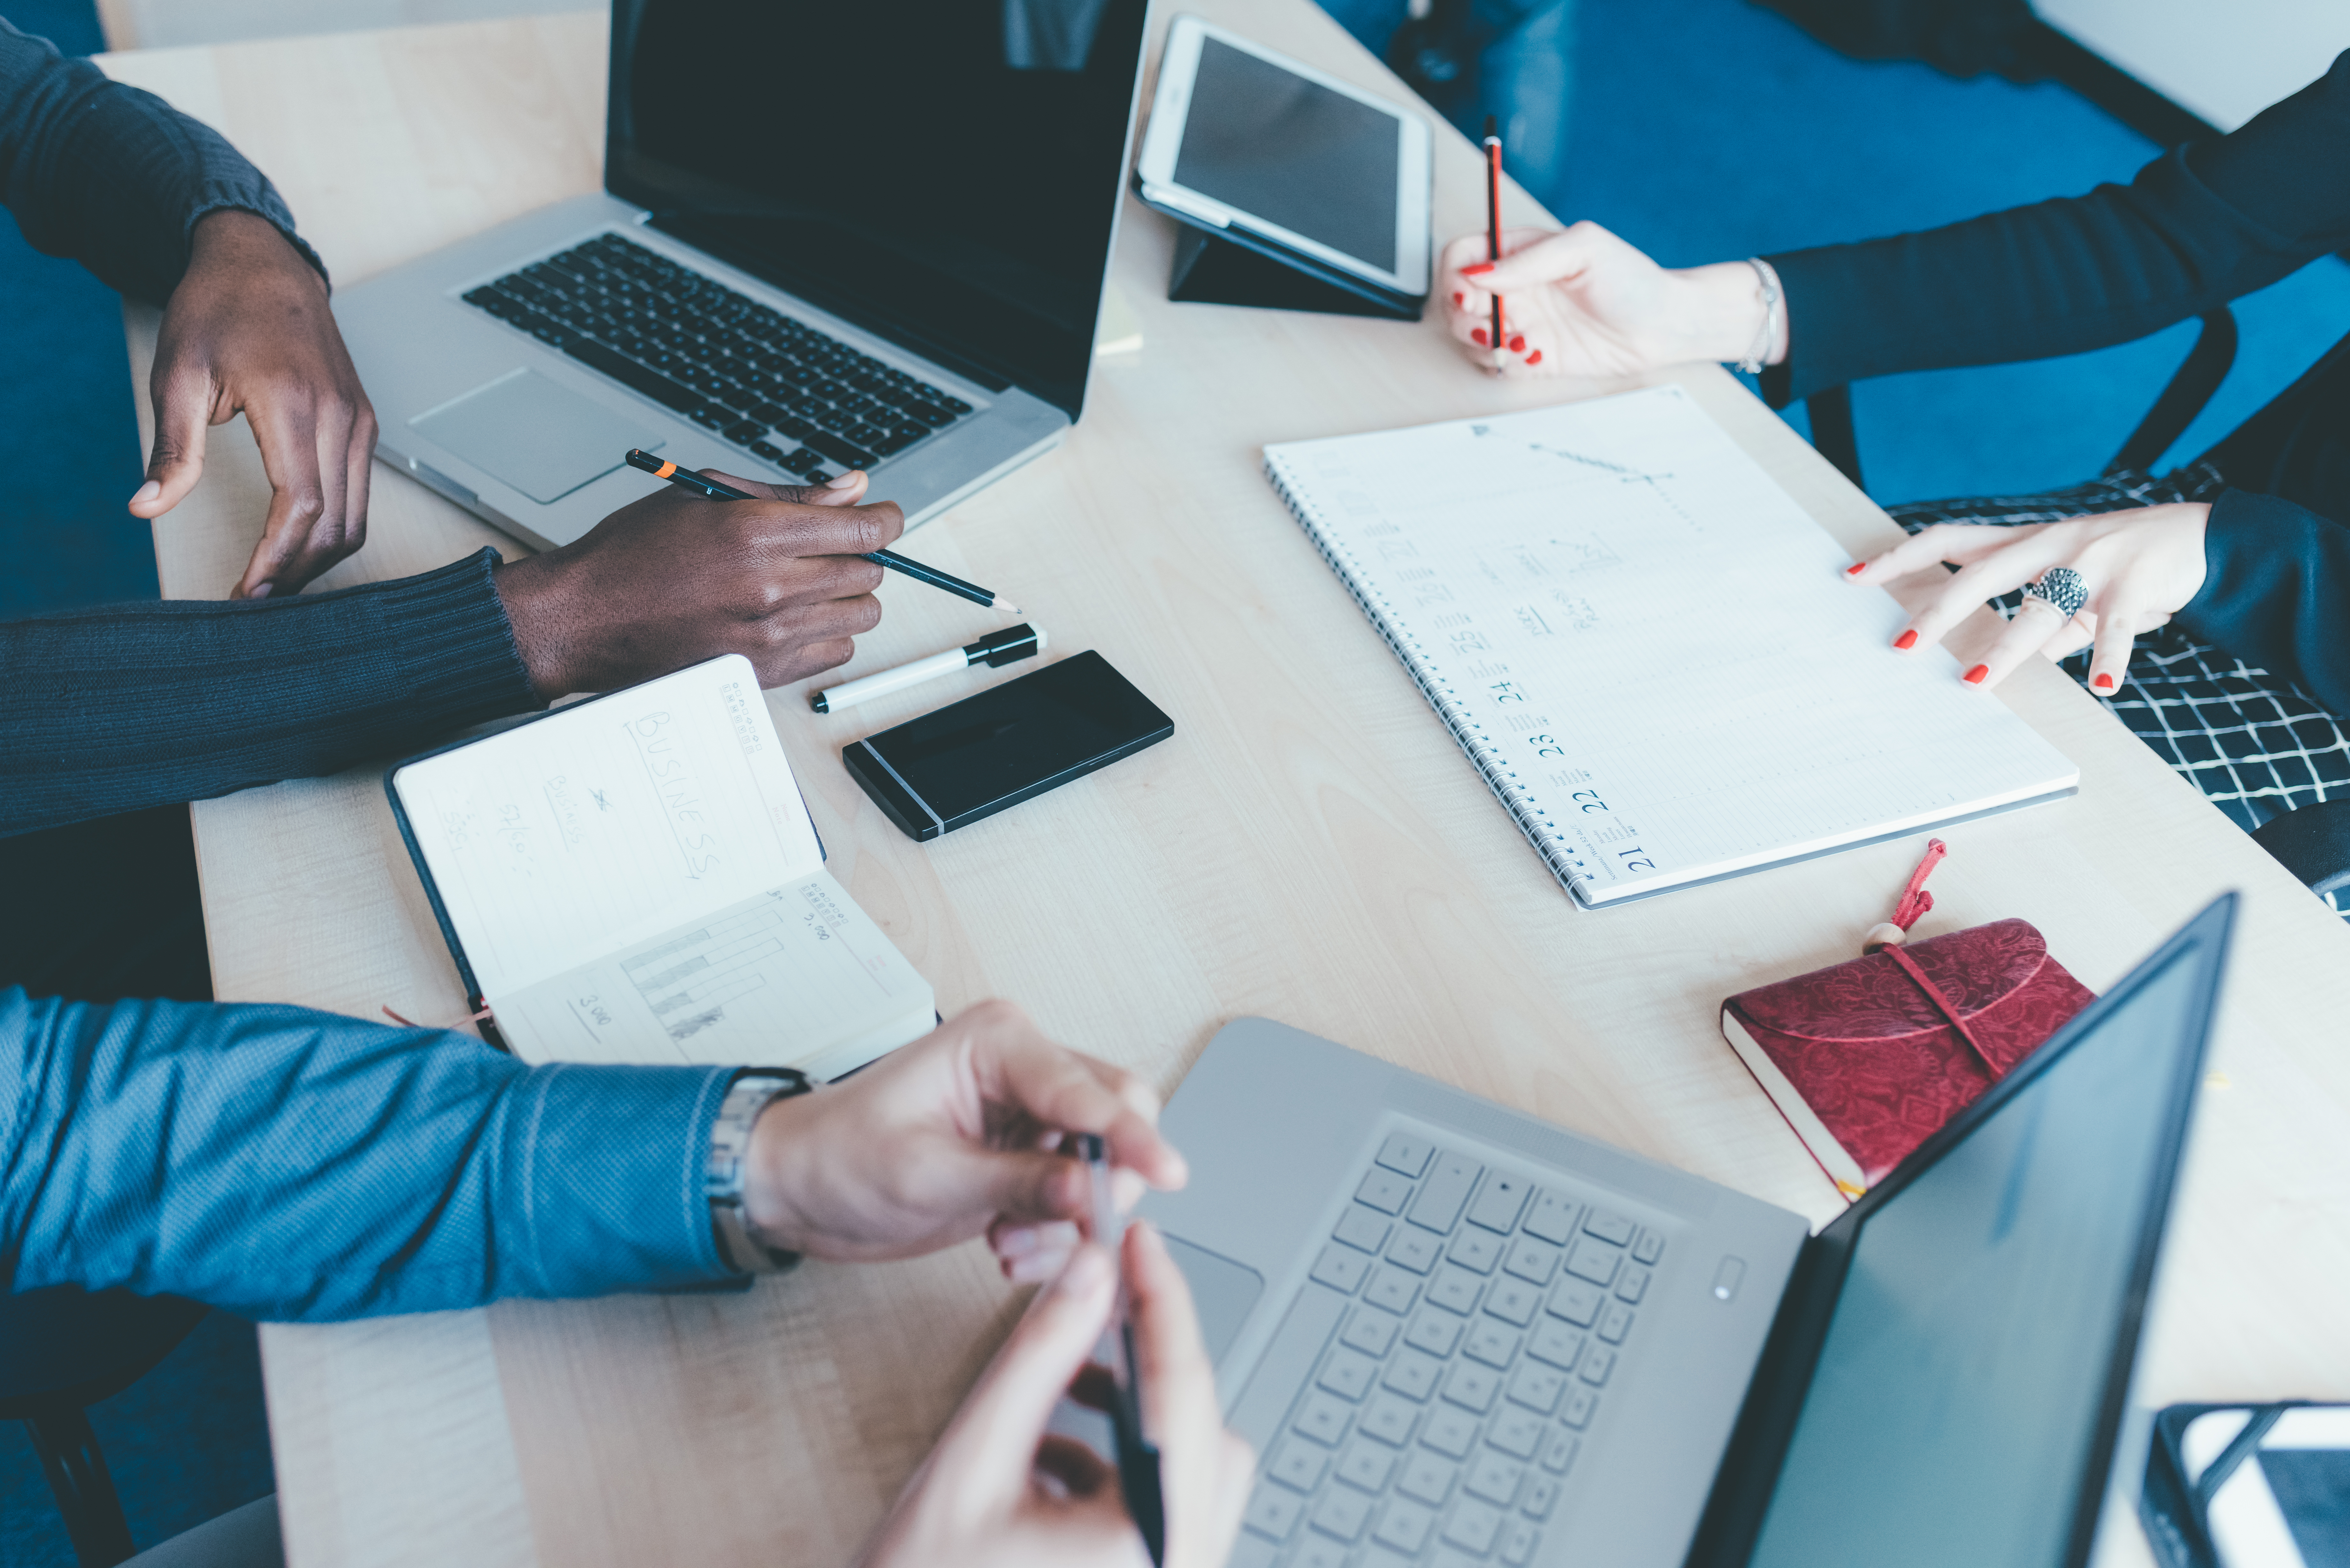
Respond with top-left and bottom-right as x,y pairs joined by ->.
1135,15 -> 1433,307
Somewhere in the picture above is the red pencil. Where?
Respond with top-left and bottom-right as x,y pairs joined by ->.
1482,115 -> 1504,354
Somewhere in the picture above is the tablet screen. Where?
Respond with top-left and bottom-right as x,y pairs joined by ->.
1172,36 -> 1400,272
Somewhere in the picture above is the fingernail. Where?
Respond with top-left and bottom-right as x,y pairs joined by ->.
2093,672 -> 2115,690
1462,262 -> 1495,276
825,470 -> 861,489
1472,328 -> 1488,347
1844,562 -> 1867,577
1963,664 -> 1989,685
131,480 -> 159,505
1452,291 -> 1464,308
1893,629 -> 1918,650
247,582 -> 273,600
1508,335 -> 1527,354
997,1225 -> 1040,1258
1525,350 -> 1542,366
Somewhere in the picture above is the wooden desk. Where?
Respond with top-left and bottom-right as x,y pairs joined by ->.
101,8 -> 2350,1565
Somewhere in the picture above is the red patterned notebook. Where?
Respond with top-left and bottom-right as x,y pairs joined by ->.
1720,919 -> 2096,1198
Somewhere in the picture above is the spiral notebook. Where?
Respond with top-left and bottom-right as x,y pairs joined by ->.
1262,386 -> 2079,908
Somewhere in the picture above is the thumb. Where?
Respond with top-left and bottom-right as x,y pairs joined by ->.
943,1243 -> 1118,1497
808,469 -> 868,505
133,368 -> 214,518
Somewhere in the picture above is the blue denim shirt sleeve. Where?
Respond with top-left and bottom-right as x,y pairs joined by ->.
0,988 -> 742,1321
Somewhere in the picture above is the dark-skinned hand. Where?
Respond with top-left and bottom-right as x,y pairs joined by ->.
491,467 -> 904,699
131,209 -> 378,600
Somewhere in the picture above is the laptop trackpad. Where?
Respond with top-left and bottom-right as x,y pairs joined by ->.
410,368 -> 665,504
1159,1235 -> 1263,1363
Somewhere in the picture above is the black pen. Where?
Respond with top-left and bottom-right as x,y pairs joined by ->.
1483,115 -> 1505,356
624,449 -> 1021,613
1083,1133 -> 1165,1567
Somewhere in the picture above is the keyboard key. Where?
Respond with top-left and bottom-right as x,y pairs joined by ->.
1334,1203 -> 1391,1254
1310,1489 -> 1371,1543
1336,1441 -> 1397,1493
1363,1265 -> 1422,1316
1382,1349 -> 1443,1402
1463,1320 -> 1519,1369
1377,1132 -> 1435,1177
1579,1346 -> 1616,1387
1500,1519 -> 1542,1565
1522,1189 -> 1581,1245
1267,1439 -> 1328,1492
1408,1152 -> 1483,1233
1504,1237 -> 1561,1286
1527,1320 -> 1585,1372
1547,1279 -> 1603,1326
1310,1245 -> 1369,1295
1633,1226 -> 1667,1264
1374,1498 -> 1437,1554
1441,1364 -> 1500,1413
1562,1386 -> 1599,1429
1405,1310 -> 1463,1358
1447,1229 -> 1504,1274
1487,1406 -> 1547,1460
1465,1452 -> 1525,1508
1617,1264 -> 1652,1303
1341,1308 -> 1399,1359
560,336 -> 702,412
1564,1238 -> 1621,1289
1583,1208 -> 1636,1246
1385,1228 -> 1442,1274
687,406 -> 731,430
1427,1266 -> 1484,1316
1292,1538 -> 1349,1568
1318,1347 -> 1379,1402
1421,1406 -> 1480,1459
1294,1391 -> 1354,1446
1507,1363 -> 1567,1414
1598,1302 -> 1634,1344
1360,1394 -> 1419,1447
1442,1499 -> 1504,1554
1485,1278 -> 1543,1327
1541,1429 -> 1580,1474
1356,1169 -> 1413,1214
1467,1172 -> 1532,1234
747,439 -> 785,463
1227,1534 -> 1278,1568
1245,1483 -> 1302,1542
721,419 -> 767,444
803,430 -> 878,471
781,448 -> 825,474
1398,1451 -> 1459,1507
1522,1473 -> 1562,1519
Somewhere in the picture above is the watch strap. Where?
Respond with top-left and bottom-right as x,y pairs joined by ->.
706,1068 -> 812,1274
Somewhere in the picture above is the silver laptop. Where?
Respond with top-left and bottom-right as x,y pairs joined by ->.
1146,895 -> 2236,1568
335,0 -> 1150,551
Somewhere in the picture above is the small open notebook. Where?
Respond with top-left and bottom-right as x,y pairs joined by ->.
1264,387 -> 2080,908
387,654 -> 934,1079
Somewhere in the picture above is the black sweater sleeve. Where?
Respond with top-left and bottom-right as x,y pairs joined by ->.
1761,49 -> 2350,402
0,551 -> 542,837
2178,489 -> 2350,716
0,18 -> 324,302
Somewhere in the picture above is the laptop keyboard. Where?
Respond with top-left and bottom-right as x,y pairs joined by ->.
1232,1133 -> 1665,1568
460,231 -> 975,479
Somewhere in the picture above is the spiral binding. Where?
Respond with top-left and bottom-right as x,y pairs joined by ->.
1263,454 -> 1595,901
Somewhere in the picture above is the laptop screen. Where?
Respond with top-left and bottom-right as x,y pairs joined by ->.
608,0 -> 1150,420
1745,932 -> 2217,1567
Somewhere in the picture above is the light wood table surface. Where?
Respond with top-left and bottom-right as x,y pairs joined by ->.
100,7 -> 2350,1565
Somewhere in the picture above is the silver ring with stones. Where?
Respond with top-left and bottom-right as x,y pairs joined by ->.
2024,565 -> 2089,621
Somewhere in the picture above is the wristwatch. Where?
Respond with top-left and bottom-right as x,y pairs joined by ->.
705,1068 -> 813,1274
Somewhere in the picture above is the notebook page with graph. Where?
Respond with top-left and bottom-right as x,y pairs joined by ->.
1263,386 -> 2079,907
389,654 -> 934,1078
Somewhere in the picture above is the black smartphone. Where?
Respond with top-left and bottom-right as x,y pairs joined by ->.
842,650 -> 1173,841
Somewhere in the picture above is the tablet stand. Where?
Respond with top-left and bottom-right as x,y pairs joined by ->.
1166,225 -> 1422,321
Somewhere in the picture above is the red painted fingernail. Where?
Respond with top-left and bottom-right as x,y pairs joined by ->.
1894,629 -> 1918,650
1844,562 -> 1867,577
1525,349 -> 1542,365
1508,335 -> 1527,353
2093,672 -> 2115,690
1453,291 -> 1464,308
1472,328 -> 1488,346
1462,262 -> 1495,276
1963,664 -> 1989,685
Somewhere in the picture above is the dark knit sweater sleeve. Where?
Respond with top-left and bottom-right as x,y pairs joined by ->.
1759,49 -> 2350,403
0,550 -> 542,836
0,18 -> 324,302
2176,489 -> 2350,717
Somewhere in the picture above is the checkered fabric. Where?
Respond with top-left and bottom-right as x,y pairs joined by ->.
1885,462 -> 2350,918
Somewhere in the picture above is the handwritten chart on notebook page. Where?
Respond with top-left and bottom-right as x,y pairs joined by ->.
1267,386 -> 2077,903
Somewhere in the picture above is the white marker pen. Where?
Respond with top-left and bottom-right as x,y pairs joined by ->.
810,623 -> 1047,714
